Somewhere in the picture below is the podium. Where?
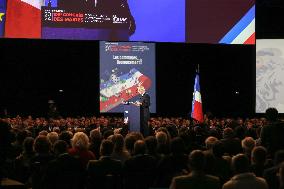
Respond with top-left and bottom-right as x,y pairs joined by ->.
124,102 -> 140,132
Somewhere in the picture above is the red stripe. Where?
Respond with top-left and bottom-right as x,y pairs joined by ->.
244,32 -> 255,45
5,0 -> 41,38
192,101 -> 204,123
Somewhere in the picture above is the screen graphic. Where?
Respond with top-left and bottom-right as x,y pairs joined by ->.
100,41 -> 156,113
187,0 -> 255,44
256,39 -> 284,113
1,0 -> 185,42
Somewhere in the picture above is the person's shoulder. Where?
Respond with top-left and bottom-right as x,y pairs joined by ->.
204,174 -> 220,181
255,176 -> 268,185
172,174 -> 191,182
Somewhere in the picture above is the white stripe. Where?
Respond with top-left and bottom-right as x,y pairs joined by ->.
194,91 -> 202,103
21,0 -> 45,9
231,18 -> 255,44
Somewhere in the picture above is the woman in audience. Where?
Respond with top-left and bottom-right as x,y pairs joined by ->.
111,134 -> 131,164
14,137 -> 35,183
68,132 -> 96,167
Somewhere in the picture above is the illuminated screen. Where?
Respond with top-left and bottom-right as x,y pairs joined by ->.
256,39 -> 284,113
0,0 -> 254,44
100,41 -> 156,113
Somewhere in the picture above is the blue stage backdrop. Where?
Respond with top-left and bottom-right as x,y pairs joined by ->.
100,41 -> 156,113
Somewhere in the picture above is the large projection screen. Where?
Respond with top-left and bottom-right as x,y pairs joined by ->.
100,41 -> 156,113
0,0 -> 255,44
256,39 -> 284,113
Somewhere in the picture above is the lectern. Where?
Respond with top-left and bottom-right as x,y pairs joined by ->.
124,102 -> 140,132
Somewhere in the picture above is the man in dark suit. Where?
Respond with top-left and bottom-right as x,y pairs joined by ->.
170,150 -> 221,189
42,140 -> 85,189
124,140 -> 157,189
86,140 -> 123,189
136,85 -> 150,137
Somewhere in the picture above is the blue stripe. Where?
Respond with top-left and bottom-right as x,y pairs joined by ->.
219,5 -> 255,44
191,73 -> 200,117
0,11 -> 5,37
194,74 -> 200,92
0,0 -> 6,8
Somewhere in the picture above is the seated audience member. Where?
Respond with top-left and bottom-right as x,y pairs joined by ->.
170,150 -> 221,189
145,136 -> 160,161
10,130 -> 28,159
156,137 -> 189,187
156,131 -> 170,156
111,134 -> 130,164
124,133 -> 137,155
279,162 -> 284,189
221,128 -> 242,156
68,132 -> 95,167
42,140 -> 85,189
14,137 -> 35,183
89,129 -> 102,160
87,139 -> 123,189
204,136 -> 219,155
47,131 -> 59,153
223,154 -> 268,189
124,140 -> 157,189
241,137 -> 256,161
30,135 -> 54,189
203,136 -> 223,176
207,141 -> 232,184
59,131 -> 73,148
250,146 -> 268,177
39,130 -> 48,136
264,150 -> 284,189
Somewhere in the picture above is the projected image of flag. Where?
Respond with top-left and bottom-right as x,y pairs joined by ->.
191,73 -> 204,123
5,0 -> 45,38
0,0 -> 6,37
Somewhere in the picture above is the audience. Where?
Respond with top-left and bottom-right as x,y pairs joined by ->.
0,108 -> 283,189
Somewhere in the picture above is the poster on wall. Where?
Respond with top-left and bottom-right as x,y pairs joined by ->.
100,41 -> 156,113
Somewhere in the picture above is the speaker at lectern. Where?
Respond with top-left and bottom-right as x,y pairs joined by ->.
123,101 -> 140,132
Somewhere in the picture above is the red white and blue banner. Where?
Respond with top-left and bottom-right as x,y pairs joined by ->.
191,73 -> 204,123
219,5 -> 255,44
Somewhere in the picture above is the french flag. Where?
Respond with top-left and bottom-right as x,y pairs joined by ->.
4,0 -> 45,38
191,73 -> 204,123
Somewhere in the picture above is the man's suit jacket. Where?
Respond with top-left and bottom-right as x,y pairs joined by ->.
86,156 -> 123,189
123,154 -> 157,189
139,93 -> 150,119
170,172 -> 221,189
42,153 -> 85,189
261,121 -> 284,156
